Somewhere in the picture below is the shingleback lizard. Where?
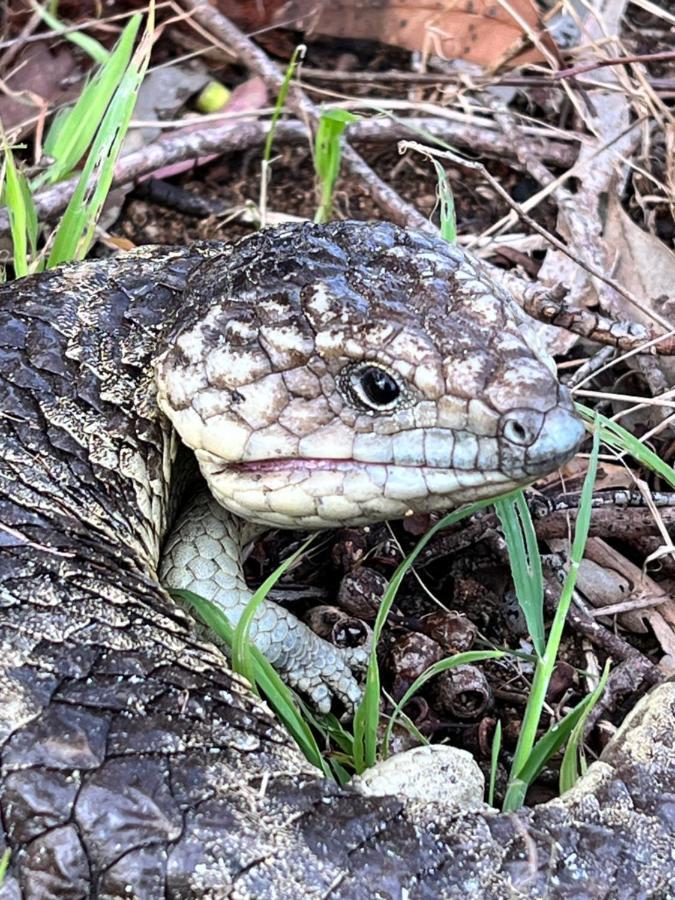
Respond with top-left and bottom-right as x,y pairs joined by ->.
154,221 -> 584,710
3,221 -> 672,897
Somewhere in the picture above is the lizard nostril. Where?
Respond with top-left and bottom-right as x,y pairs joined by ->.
501,410 -> 544,447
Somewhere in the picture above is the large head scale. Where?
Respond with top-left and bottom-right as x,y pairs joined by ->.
156,222 -> 584,528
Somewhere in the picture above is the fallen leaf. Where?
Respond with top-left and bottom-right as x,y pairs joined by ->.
0,43 -> 80,137
278,0 -> 552,68
603,192 -> 675,346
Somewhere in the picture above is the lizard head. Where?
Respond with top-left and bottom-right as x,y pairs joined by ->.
155,222 -> 584,528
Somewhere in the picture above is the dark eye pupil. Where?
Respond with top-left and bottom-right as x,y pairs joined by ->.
360,367 -> 400,406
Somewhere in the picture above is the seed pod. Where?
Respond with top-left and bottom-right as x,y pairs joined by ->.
336,567 -> 388,620
331,528 -> 369,572
417,610 -> 476,654
431,665 -> 492,720
303,605 -> 371,649
387,632 -> 444,701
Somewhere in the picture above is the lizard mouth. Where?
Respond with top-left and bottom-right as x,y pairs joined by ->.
227,458 -> 434,474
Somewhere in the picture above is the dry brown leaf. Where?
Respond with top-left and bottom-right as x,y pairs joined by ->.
602,193 -> 675,425
278,0 -> 551,68
603,193 -> 675,339
0,43 -> 80,137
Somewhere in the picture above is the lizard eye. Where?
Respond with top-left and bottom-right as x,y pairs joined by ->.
349,364 -> 402,411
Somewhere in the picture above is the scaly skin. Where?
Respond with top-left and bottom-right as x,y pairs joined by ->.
160,490 -> 368,711
0,223 -> 672,898
157,222 -> 582,710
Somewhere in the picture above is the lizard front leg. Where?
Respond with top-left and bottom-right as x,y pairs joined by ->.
159,490 -> 367,713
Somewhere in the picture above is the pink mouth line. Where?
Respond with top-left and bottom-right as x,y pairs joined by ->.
227,457 -> 380,473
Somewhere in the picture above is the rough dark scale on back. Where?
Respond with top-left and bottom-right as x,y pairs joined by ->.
0,222 -> 673,898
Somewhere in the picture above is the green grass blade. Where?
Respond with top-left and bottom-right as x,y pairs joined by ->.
33,3 -> 110,64
504,695 -> 593,808
382,650 -> 505,758
559,660 -> 610,794
40,13 -> 141,188
232,533 -> 317,688
260,44 -> 305,225
494,491 -> 545,657
2,146 -> 31,277
0,158 -> 5,282
503,427 -> 600,811
310,711 -> 355,758
172,588 -> 331,778
429,157 -> 456,242
263,44 -> 305,165
47,9 -> 152,266
352,653 -> 381,772
0,848 -> 10,886
352,491 -> 520,771
488,720 -> 502,807
313,108 -> 360,224
577,403 -> 675,488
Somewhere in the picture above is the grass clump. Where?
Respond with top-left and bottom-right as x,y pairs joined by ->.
1,7 -> 153,277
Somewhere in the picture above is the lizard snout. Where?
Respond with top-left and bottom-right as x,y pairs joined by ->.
499,393 -> 585,477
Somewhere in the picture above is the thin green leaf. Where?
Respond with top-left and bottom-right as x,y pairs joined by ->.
313,711 -> 354,758
47,8 -> 152,265
504,689 -> 601,810
260,44 -> 305,226
172,588 -> 331,778
352,491 -> 520,771
559,660 -> 610,794
313,108 -> 360,224
328,758 -> 353,786
0,848 -> 10,885
494,491 -> 545,656
263,44 -> 305,164
2,146 -> 30,277
32,2 -> 110,64
39,13 -> 141,188
0,158 -> 5,282
382,650 -> 505,758
429,158 -> 456,242
503,427 -> 600,811
352,653 -> 381,773
20,172 -> 38,260
488,720 -> 502,808
577,403 -> 675,489
232,533 -> 317,689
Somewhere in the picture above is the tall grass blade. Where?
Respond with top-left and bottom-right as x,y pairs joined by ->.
263,44 -> 305,165
429,158 -> 456,242
488,720 -> 502,807
494,491 -> 545,656
260,44 -> 305,226
382,650 -> 504,757
2,146 -> 38,277
353,491 -> 520,771
0,848 -> 10,886
47,8 -> 153,266
503,427 -> 600,811
504,693 -> 596,808
577,403 -> 675,489
39,14 -> 141,188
